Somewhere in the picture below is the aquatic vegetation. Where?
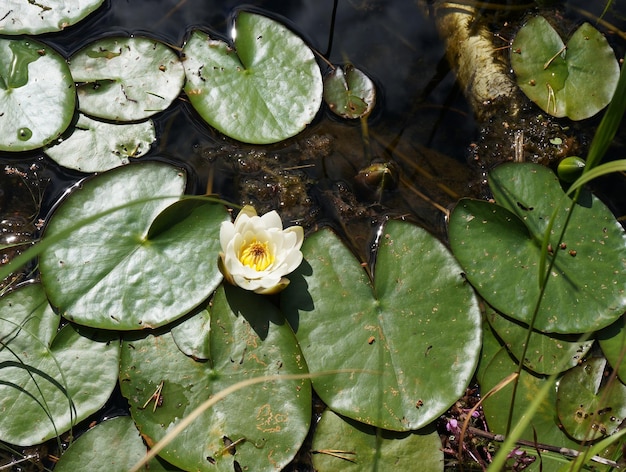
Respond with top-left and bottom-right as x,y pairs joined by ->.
1,1 -> 626,471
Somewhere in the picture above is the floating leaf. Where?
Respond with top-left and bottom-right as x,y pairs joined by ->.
311,410 -> 443,471
183,11 -> 323,144
557,357 -> 626,441
0,0 -> 105,35
281,220 -> 482,431
486,306 -> 593,375
39,162 -> 227,330
477,324 -> 580,459
0,38 -> 75,151
323,64 -> 376,119
70,37 -> 185,121
120,285 -> 311,472
0,283 -> 119,446
511,16 -> 619,120
44,114 -> 156,172
54,416 -> 177,471
449,163 -> 626,334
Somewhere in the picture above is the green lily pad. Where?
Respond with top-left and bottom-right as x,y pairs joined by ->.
0,37 -> 76,151
54,416 -> 179,471
281,220 -> 482,431
183,11 -> 323,144
448,162 -> 626,334
511,16 -> 619,120
39,162 -> 227,330
0,283 -> 119,446
120,284 -> 311,472
477,323 -> 580,466
44,114 -> 156,172
486,306 -> 593,375
0,0 -> 105,35
323,64 -> 376,119
70,37 -> 185,121
311,410 -> 443,471
557,357 -> 626,441
598,315 -> 626,384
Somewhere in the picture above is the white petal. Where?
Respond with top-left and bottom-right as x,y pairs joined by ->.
219,221 -> 235,252
284,225 -> 304,250
280,249 -> 303,273
260,210 -> 283,230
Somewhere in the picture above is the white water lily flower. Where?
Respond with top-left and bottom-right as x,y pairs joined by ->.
218,206 -> 304,294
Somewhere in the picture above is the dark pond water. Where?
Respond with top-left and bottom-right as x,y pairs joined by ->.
1,0 -> 626,469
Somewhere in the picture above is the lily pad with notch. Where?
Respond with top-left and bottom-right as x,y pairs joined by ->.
281,220 -> 482,431
323,64 -> 376,119
448,162 -> 626,334
183,11 -> 323,144
120,284 -> 311,472
70,37 -> 185,121
510,16 -> 619,120
0,37 -> 76,151
39,162 -> 228,330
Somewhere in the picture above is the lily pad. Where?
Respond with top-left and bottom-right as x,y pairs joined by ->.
448,162 -> 626,334
44,114 -> 156,173
120,284 -> 311,472
39,162 -> 228,330
70,37 -> 185,121
183,11 -> 323,144
556,357 -> 626,441
477,324 -> 580,465
0,283 -> 119,446
0,0 -> 105,35
485,306 -> 593,375
511,16 -> 619,120
0,37 -> 76,151
323,64 -> 376,119
311,410 -> 443,471
281,220 -> 482,431
54,416 -> 178,471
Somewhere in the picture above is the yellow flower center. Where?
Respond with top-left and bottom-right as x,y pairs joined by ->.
239,240 -> 273,271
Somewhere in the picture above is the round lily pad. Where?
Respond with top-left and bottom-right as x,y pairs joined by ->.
557,357 -> 626,441
0,283 -> 119,446
323,64 -> 376,119
120,285 -> 311,472
0,37 -> 76,151
312,410 -> 443,471
0,0 -> 105,35
511,16 -> 619,120
183,11 -> 323,144
39,162 -> 228,330
448,162 -> 626,334
171,307 -> 211,360
70,37 -> 185,121
44,114 -> 156,172
281,220 -> 482,431
54,416 -> 176,471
